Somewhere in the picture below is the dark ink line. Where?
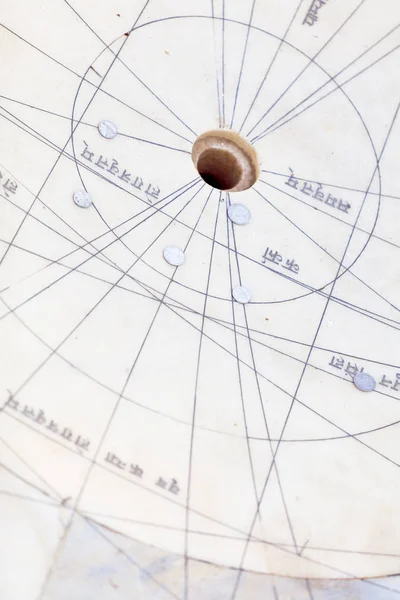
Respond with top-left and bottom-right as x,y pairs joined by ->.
240,0 -> 305,134
62,0 -> 197,139
184,195 -> 221,599
221,0 -> 226,125
0,22 -> 193,146
254,25 -> 400,140
305,579 -> 315,600
230,96 -> 400,600
261,167 -> 400,202
248,0 -> 368,142
211,0 -> 223,127
86,520 -> 183,600
225,192 -> 262,549
255,181 -> 400,322
0,18 -> 137,271
0,180 -> 201,325
229,0 -> 257,129
228,194 -> 299,555
256,42 -> 400,142
10,183 -> 205,400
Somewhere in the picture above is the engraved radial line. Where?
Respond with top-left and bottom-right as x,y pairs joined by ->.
6,360 -> 400,563
81,506 -> 400,557
0,435 -> 62,501
261,167 -> 400,201
0,15 -> 137,270
0,180 -> 200,332
257,42 -> 400,141
1,91 -> 281,280
108,131 -> 191,154
211,307 -> 400,373
0,104 -> 194,217
230,97 -> 400,599
0,91 -> 192,154
0,135 -> 164,279
0,192 -> 119,281
0,457 -> 63,507
254,23 -> 400,138
247,263 -> 400,330
0,22 -> 193,146
62,0 -> 198,139
211,0 -> 223,128
228,194 -> 299,554
0,108 -> 70,157
3,251 -> 400,548
184,196 -> 222,600
105,521 -> 400,564
0,245 -> 307,460
202,308 -> 400,402
0,90 -> 191,154
229,0 -> 257,129
93,209 -> 400,335
72,96 -> 193,269
109,278 -> 343,409
43,183 -> 204,293
0,142 -> 199,291
225,194 -> 262,521
306,579 -> 315,600
0,237 -> 117,295
253,185 -> 388,305
9,357 -> 400,594
7,183 -> 206,400
221,0 -> 226,125
21,176 -> 392,342
294,397 -> 400,474
85,521 -> 183,600
254,183 -> 400,318
258,177 -> 400,313
260,176 -> 375,237
42,189 -> 214,600
9,89 -> 394,310
0,209 -> 199,298
3,8 -> 400,592
239,0 -> 305,134
0,93 -> 90,121
118,187 -> 214,398
7,319 -> 400,453
205,311 -> 400,367
248,0 -> 368,141
0,235 -> 215,314
217,296 -> 400,369
7,267 -> 400,442
0,489 -> 59,507
72,185 -> 400,331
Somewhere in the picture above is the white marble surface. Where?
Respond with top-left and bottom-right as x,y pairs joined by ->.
1,0 -> 400,596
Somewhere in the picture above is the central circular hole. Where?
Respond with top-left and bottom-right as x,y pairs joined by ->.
197,148 -> 242,190
192,129 -> 259,193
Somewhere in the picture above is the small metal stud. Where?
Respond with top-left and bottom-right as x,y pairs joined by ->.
228,203 -> 251,225
232,285 -> 252,304
353,372 -> 376,392
98,120 -> 118,139
163,246 -> 185,266
73,190 -> 92,208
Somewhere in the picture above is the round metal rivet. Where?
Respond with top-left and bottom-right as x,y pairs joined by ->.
163,246 -> 185,266
73,190 -> 92,208
228,203 -> 251,225
232,285 -> 252,304
98,120 -> 118,139
353,372 -> 376,392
